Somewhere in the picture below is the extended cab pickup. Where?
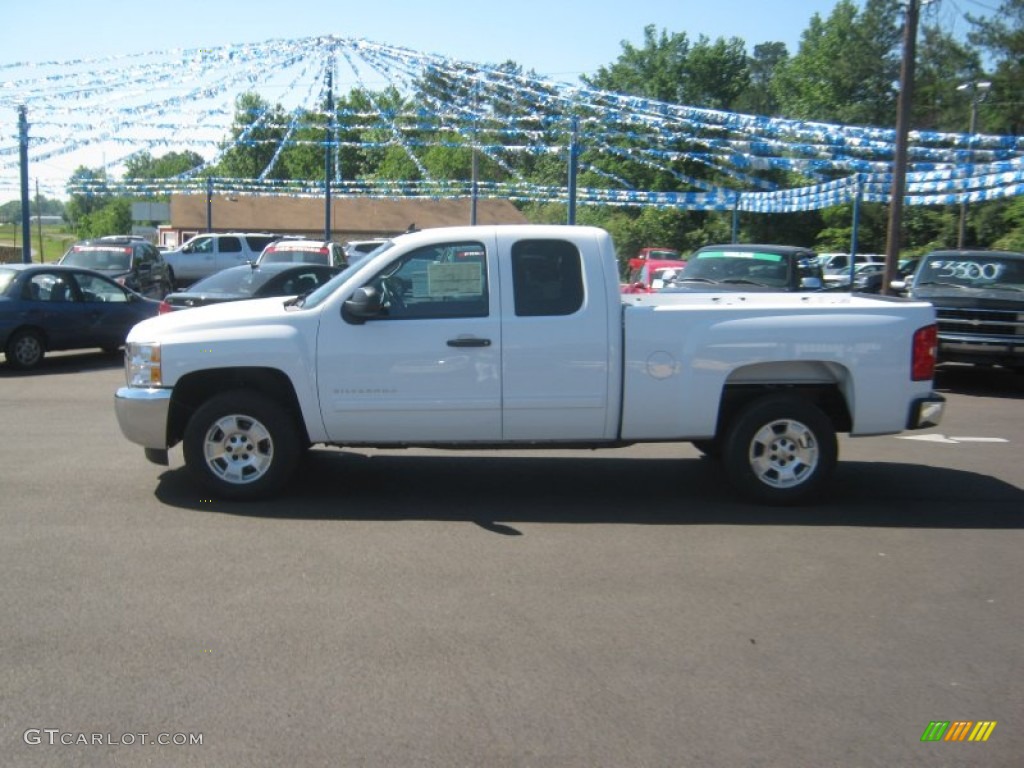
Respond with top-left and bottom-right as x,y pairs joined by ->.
115,225 -> 945,505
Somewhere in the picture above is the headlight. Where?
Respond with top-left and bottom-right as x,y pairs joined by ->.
125,342 -> 162,387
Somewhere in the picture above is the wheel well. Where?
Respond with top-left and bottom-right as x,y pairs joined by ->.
715,383 -> 852,437
167,367 -> 308,447
4,325 -> 49,351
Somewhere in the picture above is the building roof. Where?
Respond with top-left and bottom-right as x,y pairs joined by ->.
170,195 -> 529,236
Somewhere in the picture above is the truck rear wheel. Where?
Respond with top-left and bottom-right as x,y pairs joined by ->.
183,391 -> 300,500
722,394 -> 837,505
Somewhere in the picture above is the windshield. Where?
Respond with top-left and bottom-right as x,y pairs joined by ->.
300,241 -> 396,309
914,254 -> 1024,290
61,246 -> 131,271
679,250 -> 790,287
295,260 -> 372,308
0,268 -> 15,294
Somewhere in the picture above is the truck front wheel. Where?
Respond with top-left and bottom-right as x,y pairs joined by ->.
183,390 -> 300,500
722,394 -> 837,505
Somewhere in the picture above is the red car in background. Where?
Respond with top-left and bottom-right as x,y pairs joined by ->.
627,246 -> 683,273
621,259 -> 687,294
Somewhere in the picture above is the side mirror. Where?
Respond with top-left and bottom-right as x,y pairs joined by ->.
342,286 -> 383,323
890,279 -> 907,293
800,276 -> 823,290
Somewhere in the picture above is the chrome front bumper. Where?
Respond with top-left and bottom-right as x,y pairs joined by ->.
908,393 -> 946,430
115,387 -> 172,463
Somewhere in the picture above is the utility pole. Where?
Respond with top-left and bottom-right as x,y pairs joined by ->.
19,105 -> 31,263
956,80 -> 991,249
35,179 -> 44,263
883,0 -> 921,295
567,117 -> 579,226
470,86 -> 479,226
205,176 -> 213,232
324,61 -> 334,241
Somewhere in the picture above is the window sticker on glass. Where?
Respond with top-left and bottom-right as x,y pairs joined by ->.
428,262 -> 483,297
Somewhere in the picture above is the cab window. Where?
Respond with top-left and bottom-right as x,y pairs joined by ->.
511,240 -> 584,317
363,241 -> 488,319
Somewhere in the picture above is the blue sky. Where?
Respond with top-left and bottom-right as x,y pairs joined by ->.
4,0 -> 988,79
0,0 -> 992,203
6,0 -> 879,80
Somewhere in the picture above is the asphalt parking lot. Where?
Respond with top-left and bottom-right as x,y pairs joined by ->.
2,353 -> 1022,767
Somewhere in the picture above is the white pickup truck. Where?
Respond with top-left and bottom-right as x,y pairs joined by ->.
115,225 -> 945,505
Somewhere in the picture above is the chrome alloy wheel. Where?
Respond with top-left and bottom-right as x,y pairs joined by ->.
747,418 -> 819,489
202,413 -> 274,485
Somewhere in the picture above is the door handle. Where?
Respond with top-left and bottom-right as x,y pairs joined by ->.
447,337 -> 491,348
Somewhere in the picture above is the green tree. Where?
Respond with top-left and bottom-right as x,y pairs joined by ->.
124,150 -> 206,180
680,36 -> 750,111
996,198 -> 1024,251
76,198 -> 132,238
65,166 -> 112,226
912,25 -> 984,132
772,0 -> 901,126
583,25 -> 691,103
967,0 -> 1024,135
583,26 -> 750,111
214,92 -> 290,179
736,42 -> 789,116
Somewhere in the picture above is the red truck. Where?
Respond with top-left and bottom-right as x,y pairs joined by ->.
627,246 -> 683,273
622,259 -> 687,294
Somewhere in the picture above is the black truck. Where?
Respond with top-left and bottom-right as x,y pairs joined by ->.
906,249 -> 1024,372
662,244 -> 824,293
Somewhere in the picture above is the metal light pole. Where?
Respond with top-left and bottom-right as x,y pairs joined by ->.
956,80 -> 991,249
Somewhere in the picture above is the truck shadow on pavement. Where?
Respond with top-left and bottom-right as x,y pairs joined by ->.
935,364 -> 1023,400
0,349 -> 123,376
153,451 -> 1024,531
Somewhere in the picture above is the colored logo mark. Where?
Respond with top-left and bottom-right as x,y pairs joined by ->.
921,721 -> 997,742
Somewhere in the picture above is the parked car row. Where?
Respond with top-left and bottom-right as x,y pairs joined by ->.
57,232 -> 386,296
1,231 -> 382,370
622,244 -> 824,294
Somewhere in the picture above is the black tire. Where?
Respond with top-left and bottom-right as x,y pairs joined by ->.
183,390 -> 301,500
5,328 -> 45,371
721,394 -> 837,506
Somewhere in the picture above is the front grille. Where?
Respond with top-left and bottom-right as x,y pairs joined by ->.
935,307 -> 1024,339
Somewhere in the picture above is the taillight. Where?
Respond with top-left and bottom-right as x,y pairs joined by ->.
158,301 -> 172,314
912,324 -> 937,381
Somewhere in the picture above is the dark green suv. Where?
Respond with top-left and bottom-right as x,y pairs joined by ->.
59,237 -> 174,299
